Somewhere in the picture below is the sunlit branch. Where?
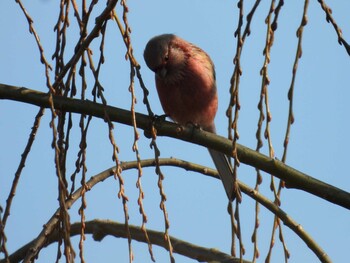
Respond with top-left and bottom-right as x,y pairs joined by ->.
1,84 -> 350,211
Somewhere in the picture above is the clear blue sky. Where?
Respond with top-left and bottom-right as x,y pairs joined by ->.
1,1 -> 350,262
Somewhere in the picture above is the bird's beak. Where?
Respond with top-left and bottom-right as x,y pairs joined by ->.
156,67 -> 167,78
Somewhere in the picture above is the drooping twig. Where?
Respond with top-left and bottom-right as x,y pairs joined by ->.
112,8 -> 157,263
254,1 -> 276,261
14,0 -> 75,261
317,0 -> 350,56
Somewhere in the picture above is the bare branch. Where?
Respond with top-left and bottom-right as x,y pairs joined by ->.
6,219 -> 251,263
2,158 -> 330,263
0,84 -> 350,210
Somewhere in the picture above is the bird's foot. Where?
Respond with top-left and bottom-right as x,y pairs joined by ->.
185,121 -> 201,130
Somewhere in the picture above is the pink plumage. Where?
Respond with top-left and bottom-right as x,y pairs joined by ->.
144,34 -> 235,201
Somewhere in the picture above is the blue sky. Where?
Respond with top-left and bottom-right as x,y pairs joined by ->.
1,1 -> 350,262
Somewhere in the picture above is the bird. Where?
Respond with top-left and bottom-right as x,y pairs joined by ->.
144,34 -> 235,201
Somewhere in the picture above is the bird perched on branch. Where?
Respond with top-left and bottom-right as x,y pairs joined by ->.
144,34 -> 236,201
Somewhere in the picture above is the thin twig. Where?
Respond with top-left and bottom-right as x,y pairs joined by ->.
113,9 -> 166,262
14,0 -> 75,261
317,0 -> 350,56
253,1 -> 276,261
267,1 -> 310,262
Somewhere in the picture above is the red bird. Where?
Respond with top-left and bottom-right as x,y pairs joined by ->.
144,34 -> 235,201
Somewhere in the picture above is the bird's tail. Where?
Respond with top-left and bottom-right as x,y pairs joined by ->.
208,148 -> 236,201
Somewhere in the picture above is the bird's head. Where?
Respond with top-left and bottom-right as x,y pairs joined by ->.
144,34 -> 188,80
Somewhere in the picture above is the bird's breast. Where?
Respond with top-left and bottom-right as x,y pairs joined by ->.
155,61 -> 218,131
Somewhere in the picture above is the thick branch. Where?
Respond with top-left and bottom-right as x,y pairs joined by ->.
1,83 -> 350,210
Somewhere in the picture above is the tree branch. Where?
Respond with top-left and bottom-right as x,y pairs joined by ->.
6,219 -> 251,263
1,83 -> 350,211
2,158 -> 330,262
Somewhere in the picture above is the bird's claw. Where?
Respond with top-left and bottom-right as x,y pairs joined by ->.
154,114 -> 169,122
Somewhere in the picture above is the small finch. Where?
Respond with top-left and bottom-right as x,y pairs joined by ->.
144,34 -> 235,201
